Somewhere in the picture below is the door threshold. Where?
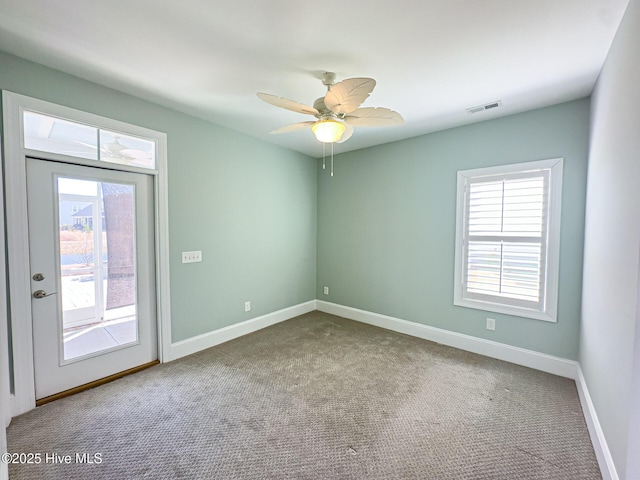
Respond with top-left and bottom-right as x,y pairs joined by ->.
35,360 -> 160,406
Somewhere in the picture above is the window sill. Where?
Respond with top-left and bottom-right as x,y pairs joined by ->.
454,297 -> 556,323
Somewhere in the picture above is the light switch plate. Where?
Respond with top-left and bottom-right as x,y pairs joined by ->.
182,251 -> 202,263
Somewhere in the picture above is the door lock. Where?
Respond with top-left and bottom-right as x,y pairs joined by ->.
32,273 -> 45,282
33,290 -> 56,299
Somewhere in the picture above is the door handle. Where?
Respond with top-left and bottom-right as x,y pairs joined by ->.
33,290 -> 57,299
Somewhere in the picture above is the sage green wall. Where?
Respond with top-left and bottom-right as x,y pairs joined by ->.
317,99 -> 589,359
0,49 -> 590,359
0,50 -> 317,343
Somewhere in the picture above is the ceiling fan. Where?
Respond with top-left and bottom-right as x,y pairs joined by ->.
257,72 -> 404,145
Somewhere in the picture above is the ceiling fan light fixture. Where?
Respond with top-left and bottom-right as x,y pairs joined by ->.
311,118 -> 346,143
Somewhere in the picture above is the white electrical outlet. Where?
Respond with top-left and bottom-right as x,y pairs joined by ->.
486,318 -> 496,331
323,286 -> 329,295
181,251 -> 202,263
245,301 -> 251,312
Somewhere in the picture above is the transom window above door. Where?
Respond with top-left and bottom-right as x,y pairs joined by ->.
23,110 -> 156,170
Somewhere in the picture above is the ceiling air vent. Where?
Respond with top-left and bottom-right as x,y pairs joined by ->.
467,101 -> 502,114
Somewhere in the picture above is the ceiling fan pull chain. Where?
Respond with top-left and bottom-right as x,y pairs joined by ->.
323,143 -> 326,170
331,143 -> 334,177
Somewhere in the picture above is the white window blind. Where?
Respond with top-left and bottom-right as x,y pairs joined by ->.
454,159 -> 563,322
465,171 -> 548,309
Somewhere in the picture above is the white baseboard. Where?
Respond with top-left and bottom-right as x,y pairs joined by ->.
169,300 -> 317,361
316,301 -> 578,379
575,365 -> 619,480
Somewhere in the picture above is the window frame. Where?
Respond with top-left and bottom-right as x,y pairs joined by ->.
453,158 -> 563,322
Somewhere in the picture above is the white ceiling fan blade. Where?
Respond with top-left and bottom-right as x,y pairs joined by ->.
257,93 -> 319,116
269,121 -> 315,134
344,107 -> 404,126
324,78 -> 376,114
337,123 -> 354,143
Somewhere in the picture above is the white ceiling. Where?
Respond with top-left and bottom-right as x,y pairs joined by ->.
0,0 -> 629,158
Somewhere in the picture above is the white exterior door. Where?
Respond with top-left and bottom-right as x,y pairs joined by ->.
26,158 -> 157,400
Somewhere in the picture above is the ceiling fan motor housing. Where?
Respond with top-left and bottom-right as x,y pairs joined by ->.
313,97 -> 331,116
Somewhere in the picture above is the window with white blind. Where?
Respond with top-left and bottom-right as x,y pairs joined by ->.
453,158 -> 563,322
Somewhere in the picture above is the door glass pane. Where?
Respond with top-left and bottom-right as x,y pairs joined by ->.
58,176 -> 138,361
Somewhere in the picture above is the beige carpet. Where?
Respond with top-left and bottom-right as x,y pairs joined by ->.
8,311 -> 601,479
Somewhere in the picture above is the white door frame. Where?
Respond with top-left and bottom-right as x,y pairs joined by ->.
2,91 -> 172,418
0,127 -> 11,480
628,254 -> 640,478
